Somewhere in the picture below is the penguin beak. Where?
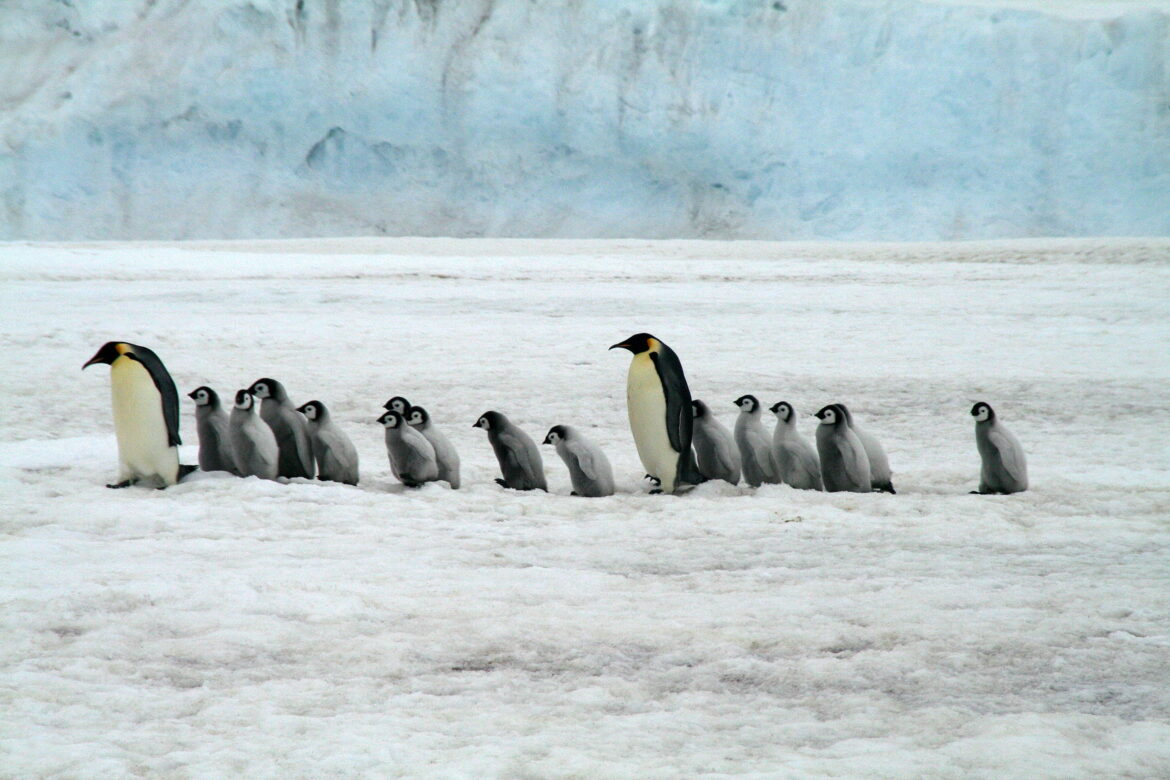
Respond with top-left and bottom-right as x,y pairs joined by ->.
542,434 -> 552,444
609,341 -> 631,351
187,390 -> 198,399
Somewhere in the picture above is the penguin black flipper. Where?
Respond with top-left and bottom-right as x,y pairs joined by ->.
126,343 -> 182,447
649,349 -> 706,486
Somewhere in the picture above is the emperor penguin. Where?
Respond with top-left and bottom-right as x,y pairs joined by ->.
188,386 -> 237,474
83,341 -> 194,488
228,389 -> 279,479
971,402 -> 1028,494
543,425 -> 615,497
837,404 -> 895,494
473,411 -> 547,491
297,400 -> 360,485
610,333 -> 705,494
248,378 -> 314,479
384,396 -> 411,415
378,410 -> 439,487
734,394 -> 781,488
814,404 -> 871,493
407,405 -> 461,489
690,399 -> 741,485
769,401 -> 823,491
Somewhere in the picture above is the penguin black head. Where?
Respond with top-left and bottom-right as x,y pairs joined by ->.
691,399 -> 710,419
249,378 -> 286,401
233,389 -> 256,410
384,396 -> 411,414
971,401 -> 995,422
407,406 -> 430,427
814,405 -> 840,425
298,400 -> 326,421
609,333 -> 657,354
543,424 -> 568,445
188,386 -> 220,407
770,401 -> 793,422
735,394 -> 760,413
83,341 -> 132,369
835,403 -> 854,425
473,410 -> 507,431
378,410 -> 404,428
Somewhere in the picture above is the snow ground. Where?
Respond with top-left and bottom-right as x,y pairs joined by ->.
1,238 -> 1169,777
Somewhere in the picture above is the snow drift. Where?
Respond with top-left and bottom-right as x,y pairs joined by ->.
2,0 -> 1169,240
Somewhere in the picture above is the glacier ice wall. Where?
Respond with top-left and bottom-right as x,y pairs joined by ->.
1,0 -> 1168,240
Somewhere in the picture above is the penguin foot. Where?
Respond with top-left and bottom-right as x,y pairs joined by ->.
178,464 -> 198,481
571,491 -> 579,496
106,479 -> 136,489
876,483 -> 896,494
649,488 -> 663,495
495,478 -> 509,488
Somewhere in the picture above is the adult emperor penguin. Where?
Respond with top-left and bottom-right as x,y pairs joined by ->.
814,404 -> 871,493
248,378 -> 314,479
83,341 -> 194,488
610,333 -> 705,494
971,401 -> 1028,494
690,399 -> 741,485
407,405 -> 461,489
473,411 -> 547,491
378,410 -> 439,487
769,401 -> 823,491
228,389 -> 279,479
543,425 -> 615,497
837,404 -> 896,494
188,386 -> 237,474
298,400 -> 359,485
734,394 -> 780,488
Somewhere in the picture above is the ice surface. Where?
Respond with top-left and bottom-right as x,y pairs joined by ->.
2,0 -> 1169,241
1,238 -> 1168,776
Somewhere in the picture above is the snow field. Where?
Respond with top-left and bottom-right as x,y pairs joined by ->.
1,238 -> 1168,776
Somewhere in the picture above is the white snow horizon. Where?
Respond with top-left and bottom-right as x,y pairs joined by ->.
2,237 -> 1168,777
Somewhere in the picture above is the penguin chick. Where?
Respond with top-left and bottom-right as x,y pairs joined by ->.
543,425 -> 615,497
814,404 -> 871,493
378,410 -> 439,487
690,399 -> 741,485
384,396 -> 411,414
769,401 -> 823,491
83,341 -> 194,488
407,406 -> 461,489
473,411 -> 547,491
249,378 -> 314,479
298,400 -> 359,486
610,333 -> 705,494
971,401 -> 1028,494
228,389 -> 279,479
188,386 -> 238,474
837,403 -> 895,494
734,394 -> 780,488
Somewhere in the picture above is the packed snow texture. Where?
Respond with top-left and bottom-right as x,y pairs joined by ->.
2,0 -> 1169,241
2,238 -> 1169,776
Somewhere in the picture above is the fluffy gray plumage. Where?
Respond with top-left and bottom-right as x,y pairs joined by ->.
690,400 -> 741,485
734,395 -> 779,488
475,411 -> 547,491
189,386 -> 237,474
543,425 -> 615,497
249,378 -> 314,479
228,390 -> 279,480
299,400 -> 359,485
972,402 -> 1028,494
379,410 -> 439,487
837,403 -> 895,493
815,404 -> 871,493
407,406 -> 460,489
770,401 -> 823,491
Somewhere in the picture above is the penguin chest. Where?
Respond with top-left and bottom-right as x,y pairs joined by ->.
627,354 -> 676,475
110,356 -> 176,478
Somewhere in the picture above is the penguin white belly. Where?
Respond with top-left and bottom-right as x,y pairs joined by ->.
111,356 -> 178,485
627,354 -> 678,491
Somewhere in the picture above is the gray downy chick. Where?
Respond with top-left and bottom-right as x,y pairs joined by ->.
228,389 -> 279,480
473,411 -> 547,491
407,405 -> 461,489
249,378 -> 314,479
837,403 -> 895,494
543,425 -> 615,497
734,394 -> 780,488
378,410 -> 439,487
769,401 -> 823,491
814,404 -> 871,493
971,401 -> 1028,494
690,399 -> 741,485
188,386 -> 238,474
298,400 -> 359,486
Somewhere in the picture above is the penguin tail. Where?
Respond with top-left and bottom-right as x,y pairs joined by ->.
875,482 -> 896,494
178,464 -> 198,482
